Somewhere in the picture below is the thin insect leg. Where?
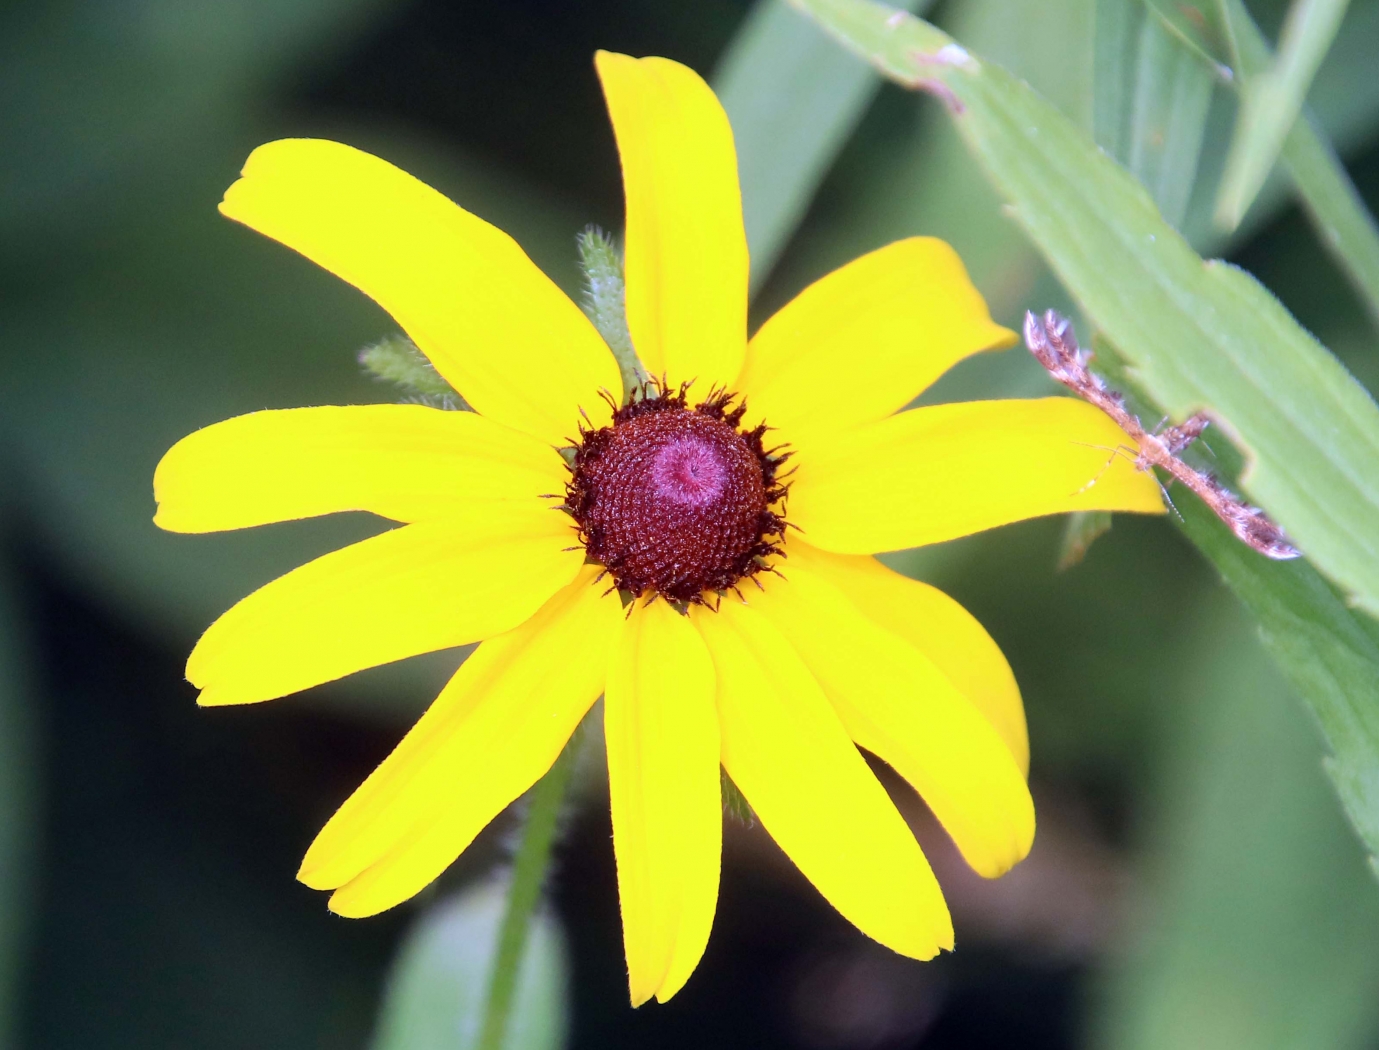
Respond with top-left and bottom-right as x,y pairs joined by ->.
1069,440 -> 1139,464
1155,477 -> 1184,522
1070,442 -> 1139,495
1073,452 -> 1118,495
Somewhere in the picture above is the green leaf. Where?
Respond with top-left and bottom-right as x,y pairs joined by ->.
1093,600 -> 1379,1048
1058,510 -> 1115,570
1125,9 -> 1218,229
359,334 -> 469,410
1173,488 -> 1379,873
371,878 -> 570,1050
788,0 -> 1379,620
575,226 -> 645,400
1095,0 -> 1219,229
1215,0 -> 1354,229
712,0 -> 933,292
1216,0 -> 1379,329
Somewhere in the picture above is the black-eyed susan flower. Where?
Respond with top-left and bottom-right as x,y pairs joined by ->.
153,51 -> 1163,1005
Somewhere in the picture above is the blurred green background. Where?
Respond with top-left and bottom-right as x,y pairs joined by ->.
2,0 -> 1378,1047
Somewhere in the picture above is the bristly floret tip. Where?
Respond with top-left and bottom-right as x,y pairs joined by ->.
562,377 -> 791,605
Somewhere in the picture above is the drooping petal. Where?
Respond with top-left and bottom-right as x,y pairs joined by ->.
787,540 -> 1028,775
219,139 -> 619,445
154,405 -> 566,533
605,599 -> 721,1005
693,599 -> 952,959
188,509 -> 582,707
301,566 -> 621,916
735,238 -> 1016,450
790,398 -> 1165,554
748,549 -> 1034,878
595,52 -> 748,390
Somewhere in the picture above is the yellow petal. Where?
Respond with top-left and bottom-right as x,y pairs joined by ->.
787,540 -> 1028,775
735,238 -> 1015,450
595,52 -> 748,390
303,565 -> 620,916
748,548 -> 1034,878
189,508 -> 581,707
219,139 -> 619,445
790,398 -> 1166,554
692,599 -> 952,959
605,599 -> 721,1006
154,405 -> 566,533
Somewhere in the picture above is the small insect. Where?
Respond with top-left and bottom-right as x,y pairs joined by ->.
1024,309 -> 1301,561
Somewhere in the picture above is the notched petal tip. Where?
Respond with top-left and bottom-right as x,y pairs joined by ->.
326,887 -> 390,920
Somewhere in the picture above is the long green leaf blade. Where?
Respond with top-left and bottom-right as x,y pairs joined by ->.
789,0 -> 1379,619
1126,7 -> 1216,228
1215,0 -> 1353,229
1093,604 -> 1379,1049
713,0 -> 930,292
1217,0 -> 1379,329
1175,486 -> 1379,874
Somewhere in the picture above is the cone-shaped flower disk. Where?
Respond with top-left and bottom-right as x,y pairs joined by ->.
154,52 -> 1164,1005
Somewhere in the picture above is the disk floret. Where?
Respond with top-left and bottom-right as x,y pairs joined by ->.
563,382 -> 790,604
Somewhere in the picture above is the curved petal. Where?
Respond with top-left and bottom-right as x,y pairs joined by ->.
220,139 -> 619,445
595,52 -> 748,390
189,509 -> 582,707
605,599 -> 721,1005
300,566 -> 621,916
692,599 -> 952,959
790,398 -> 1165,554
154,405 -> 566,533
748,551 -> 1033,878
787,540 -> 1028,775
736,238 -> 1016,450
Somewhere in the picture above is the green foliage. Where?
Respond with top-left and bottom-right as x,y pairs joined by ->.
575,226 -> 646,400
371,879 -> 569,1050
359,334 -> 468,410
10,0 -> 1379,1042
1094,0 -> 1218,230
790,0 -> 1379,624
1216,0 -> 1379,327
790,0 -> 1379,885
1175,489 -> 1379,874
477,744 -> 578,1050
1216,0 -> 1354,228
1094,602 -> 1379,1049
1058,510 -> 1115,570
720,768 -> 756,826
711,0 -> 932,290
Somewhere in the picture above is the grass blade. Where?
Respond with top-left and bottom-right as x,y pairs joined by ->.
1175,484 -> 1379,875
1125,6 -> 1217,229
713,0 -> 931,292
789,0 -> 1379,620
1093,601 -> 1379,1049
1216,0 -> 1379,329
1214,0 -> 1353,229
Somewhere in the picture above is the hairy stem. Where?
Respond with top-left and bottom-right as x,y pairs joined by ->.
576,226 -> 647,402
477,741 -> 577,1050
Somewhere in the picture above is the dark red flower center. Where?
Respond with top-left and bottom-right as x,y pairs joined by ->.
563,384 -> 789,604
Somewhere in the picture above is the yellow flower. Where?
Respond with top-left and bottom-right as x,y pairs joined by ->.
153,52 -> 1162,1005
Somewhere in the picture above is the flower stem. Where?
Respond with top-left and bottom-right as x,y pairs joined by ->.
477,740 -> 577,1050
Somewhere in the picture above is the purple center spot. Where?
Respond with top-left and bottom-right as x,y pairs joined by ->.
652,437 -> 726,506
